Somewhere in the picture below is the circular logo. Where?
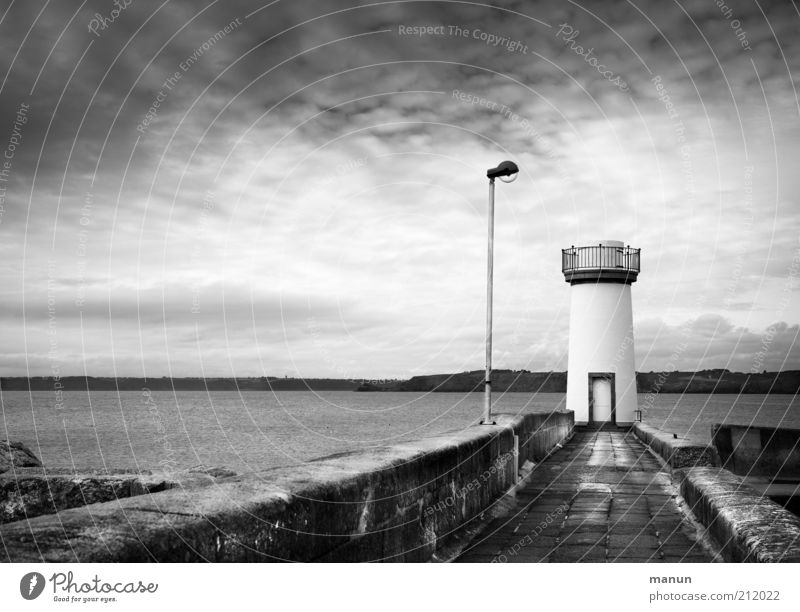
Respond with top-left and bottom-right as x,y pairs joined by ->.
20,572 -> 45,600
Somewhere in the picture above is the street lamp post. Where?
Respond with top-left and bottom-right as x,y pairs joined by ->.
482,161 -> 519,425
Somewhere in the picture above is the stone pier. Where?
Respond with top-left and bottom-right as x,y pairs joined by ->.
456,428 -> 715,562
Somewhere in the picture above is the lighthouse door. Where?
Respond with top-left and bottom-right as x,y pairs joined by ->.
590,377 -> 613,424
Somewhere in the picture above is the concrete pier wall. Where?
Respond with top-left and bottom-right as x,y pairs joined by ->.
0,411 -> 573,563
632,422 -> 717,469
678,467 -> 800,562
1,472 -> 175,524
712,424 -> 800,479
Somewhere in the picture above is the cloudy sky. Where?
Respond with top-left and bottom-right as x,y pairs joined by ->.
0,0 -> 798,379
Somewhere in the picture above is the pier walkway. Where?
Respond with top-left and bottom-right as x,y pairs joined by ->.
456,428 -> 715,563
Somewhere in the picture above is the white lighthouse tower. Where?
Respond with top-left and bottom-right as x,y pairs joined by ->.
562,240 -> 640,427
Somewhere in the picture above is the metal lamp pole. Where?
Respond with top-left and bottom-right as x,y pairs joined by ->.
482,161 -> 519,425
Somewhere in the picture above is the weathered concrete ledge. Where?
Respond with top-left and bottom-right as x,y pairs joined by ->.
678,467 -> 800,562
632,422 -> 717,469
0,411 -> 573,562
712,424 -> 800,479
0,440 -> 42,472
0,468 -> 223,524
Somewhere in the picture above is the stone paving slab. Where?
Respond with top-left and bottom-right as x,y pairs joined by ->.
456,429 -> 715,563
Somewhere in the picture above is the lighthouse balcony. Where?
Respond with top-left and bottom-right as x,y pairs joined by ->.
562,244 -> 640,284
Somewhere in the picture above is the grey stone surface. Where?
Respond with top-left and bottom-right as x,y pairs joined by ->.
678,467 -> 800,562
0,411 -> 574,562
712,424 -> 800,479
0,474 -> 177,524
456,429 -> 714,563
632,423 -> 717,469
186,465 -> 237,479
0,441 -> 42,473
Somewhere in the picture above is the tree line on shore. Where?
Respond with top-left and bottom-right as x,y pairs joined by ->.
1,369 -> 798,393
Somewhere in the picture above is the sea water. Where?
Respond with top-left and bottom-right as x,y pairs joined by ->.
1,391 -> 797,474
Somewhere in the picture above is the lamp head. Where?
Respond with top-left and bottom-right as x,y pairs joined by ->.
487,160 -> 519,181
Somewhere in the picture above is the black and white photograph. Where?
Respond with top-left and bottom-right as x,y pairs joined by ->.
1,0 -> 799,607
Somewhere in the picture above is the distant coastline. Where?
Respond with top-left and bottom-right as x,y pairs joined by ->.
1,369 -> 798,394
0,376 -> 357,392
357,369 -> 800,394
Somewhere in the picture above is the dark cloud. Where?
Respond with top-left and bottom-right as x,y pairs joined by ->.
637,314 -> 800,373
0,0 -> 797,376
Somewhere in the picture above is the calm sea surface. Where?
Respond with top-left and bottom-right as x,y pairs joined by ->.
1,391 -> 798,474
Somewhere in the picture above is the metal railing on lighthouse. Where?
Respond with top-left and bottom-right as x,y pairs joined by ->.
561,244 -> 641,274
